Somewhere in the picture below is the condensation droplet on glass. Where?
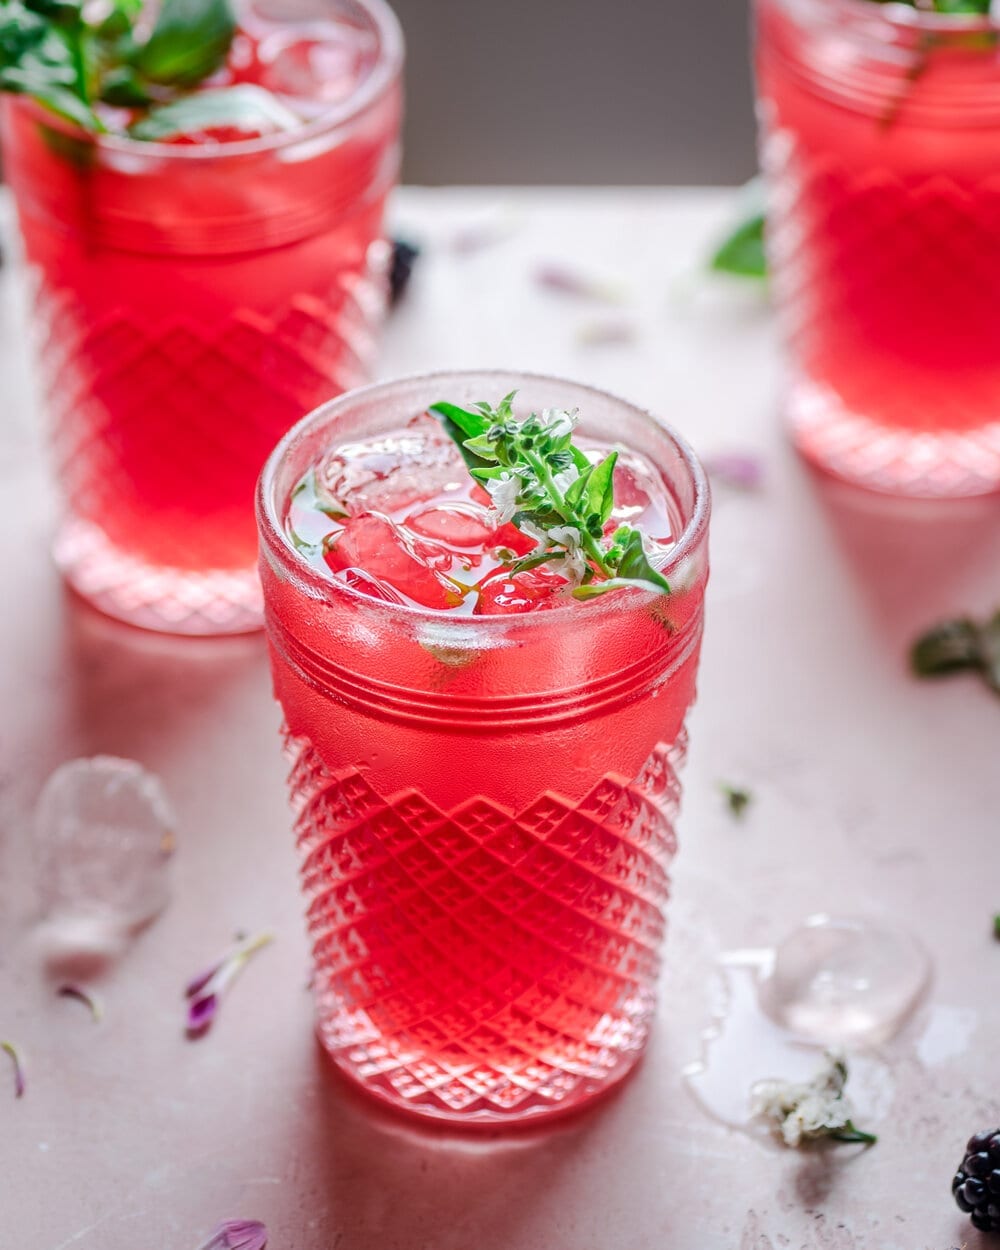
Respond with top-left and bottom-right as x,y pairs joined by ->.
34,757 -> 176,949
757,914 -> 931,1047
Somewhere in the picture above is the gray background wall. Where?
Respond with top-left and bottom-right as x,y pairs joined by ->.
390,0 -> 758,185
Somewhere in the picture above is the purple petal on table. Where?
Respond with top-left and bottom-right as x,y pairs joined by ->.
2,1041 -> 25,1098
57,983 -> 103,1022
534,263 -> 625,303
185,959 -> 223,1000
702,451 -> 765,491
449,216 -> 519,254
197,1220 -> 268,1250
576,318 -> 638,347
186,992 -> 219,1037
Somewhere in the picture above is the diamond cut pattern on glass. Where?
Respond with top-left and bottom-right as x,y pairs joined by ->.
283,726 -> 686,1120
763,127 -> 1000,495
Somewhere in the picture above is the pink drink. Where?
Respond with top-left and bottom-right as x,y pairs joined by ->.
756,0 -> 1000,496
257,373 -> 710,1125
2,0 -> 402,633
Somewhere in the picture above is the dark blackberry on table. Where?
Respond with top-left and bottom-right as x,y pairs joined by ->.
389,239 -> 420,306
953,1130 -> 1000,1232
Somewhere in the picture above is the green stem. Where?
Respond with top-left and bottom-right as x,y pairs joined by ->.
829,1122 -> 877,1145
523,448 -> 614,577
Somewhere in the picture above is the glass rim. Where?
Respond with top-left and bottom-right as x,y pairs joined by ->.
256,368 -> 711,629
779,0 -> 1000,34
15,0 -> 403,162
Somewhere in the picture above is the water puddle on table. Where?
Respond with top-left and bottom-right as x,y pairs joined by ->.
683,914 -> 931,1139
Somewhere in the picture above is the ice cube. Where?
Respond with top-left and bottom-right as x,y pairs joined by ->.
758,915 -> 930,1047
406,503 -> 494,548
324,512 -> 464,609
475,568 -> 568,616
317,414 -> 467,516
34,757 -> 176,943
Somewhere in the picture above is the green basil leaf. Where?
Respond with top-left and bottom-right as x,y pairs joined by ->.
584,450 -> 617,525
131,0 -> 235,87
710,211 -> 767,279
978,611 -> 1000,692
910,618 -> 982,677
613,527 -> 670,593
429,401 -> 489,440
128,83 -> 298,139
98,63 -> 151,105
564,463 -> 592,510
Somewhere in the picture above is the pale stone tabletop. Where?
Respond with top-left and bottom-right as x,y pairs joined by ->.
1,187 -> 999,1250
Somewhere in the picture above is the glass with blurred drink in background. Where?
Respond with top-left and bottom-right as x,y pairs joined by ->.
1,0 -> 403,632
756,0 -> 1000,497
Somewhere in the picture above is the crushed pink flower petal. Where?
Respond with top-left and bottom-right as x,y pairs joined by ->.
186,992 -> 219,1037
2,1041 -> 25,1098
535,262 -> 626,303
702,451 -> 764,491
57,984 -> 103,1022
184,932 -> 274,1040
197,1219 -> 268,1250
185,960 -> 224,1000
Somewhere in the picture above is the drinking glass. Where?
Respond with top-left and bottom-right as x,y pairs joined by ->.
257,371 -> 711,1125
756,0 -> 1000,497
1,0 -> 403,633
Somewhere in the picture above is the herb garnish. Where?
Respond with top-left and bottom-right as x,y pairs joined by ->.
430,393 -> 671,600
721,783 -> 753,820
0,0 -> 249,137
911,609 -> 1000,697
751,1052 -> 877,1147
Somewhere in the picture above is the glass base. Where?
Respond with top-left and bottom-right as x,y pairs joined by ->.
788,378 -> 1000,498
285,727 -> 686,1127
55,517 -> 263,635
316,1021 -> 645,1129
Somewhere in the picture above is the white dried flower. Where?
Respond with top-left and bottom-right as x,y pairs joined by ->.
483,471 -> 522,524
547,525 -> 587,584
750,1052 -> 876,1148
540,407 -> 578,439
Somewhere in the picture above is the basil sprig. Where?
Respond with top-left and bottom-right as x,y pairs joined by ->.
0,0 -> 252,137
430,393 -> 671,600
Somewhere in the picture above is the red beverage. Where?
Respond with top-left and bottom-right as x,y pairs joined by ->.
2,0 -> 402,633
257,373 -> 710,1125
756,0 -> 1000,496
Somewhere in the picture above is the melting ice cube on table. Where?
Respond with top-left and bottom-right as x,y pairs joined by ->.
758,914 -> 930,1047
35,757 -> 176,948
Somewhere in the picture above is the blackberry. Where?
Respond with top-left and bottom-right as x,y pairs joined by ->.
389,239 -> 420,306
953,1130 -> 1000,1232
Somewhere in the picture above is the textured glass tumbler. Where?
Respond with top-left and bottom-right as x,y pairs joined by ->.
756,0 -> 1000,497
1,0 -> 402,634
257,371 -> 711,1125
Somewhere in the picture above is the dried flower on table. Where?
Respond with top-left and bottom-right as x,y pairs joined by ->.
751,1051 -> 876,1147
57,984 -> 103,1022
2,1041 -> 26,1099
449,213 -> 520,254
911,609 -> 1000,698
720,784 -> 752,820
702,452 -> 764,492
186,931 -> 274,1038
196,1219 -> 268,1250
534,263 -> 626,304
576,318 -> 638,347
